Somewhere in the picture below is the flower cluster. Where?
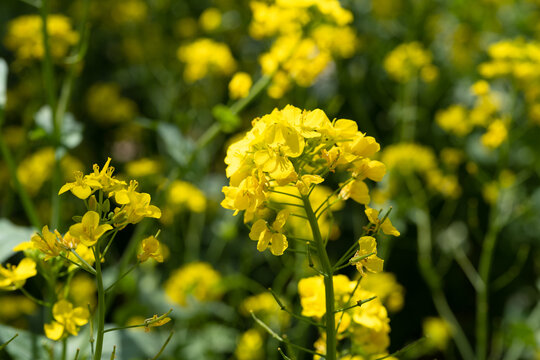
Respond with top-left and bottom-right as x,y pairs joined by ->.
436,81 -> 509,149
250,0 -> 357,98
299,274 -> 396,359
222,105 -> 390,256
177,38 -> 237,83
379,143 -> 461,199
383,42 -> 438,83
4,15 -> 79,65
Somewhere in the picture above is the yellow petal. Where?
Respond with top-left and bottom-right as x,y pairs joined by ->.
381,218 -> 400,237
58,183 -> 74,195
364,256 -> 384,273
272,209 -> 289,231
44,321 -> 64,341
270,233 -> 287,256
256,230 -> 271,252
82,211 -> 100,229
72,185 -> 92,200
358,236 -> 377,255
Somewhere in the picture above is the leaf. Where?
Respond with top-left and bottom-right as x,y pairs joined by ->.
0,324 -> 49,360
156,122 -> 194,167
0,58 -> 7,109
34,106 -> 83,149
0,219 -> 35,263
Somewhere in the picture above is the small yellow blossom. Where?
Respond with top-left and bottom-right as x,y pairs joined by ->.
165,262 -> 222,306
168,180 -> 207,213
125,158 -> 161,178
177,39 -> 236,82
59,171 -> 101,199
229,72 -> 252,99
138,236 -> 164,263
481,119 -> 508,149
0,258 -> 37,291
44,300 -> 89,340
199,8 -> 222,32
144,313 -> 171,332
249,209 -> 289,255
31,226 -> 63,260
365,206 -> 400,236
69,211 -> 113,247
423,317 -> 452,350
235,329 -> 264,360
384,42 -> 437,83
352,236 -> 384,275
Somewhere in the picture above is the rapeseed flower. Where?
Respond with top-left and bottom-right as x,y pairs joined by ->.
164,262 -> 222,306
229,72 -> 252,99
0,258 -> 37,291
69,211 -> 113,247
44,299 -> 89,340
177,39 -> 236,82
138,236 -> 164,263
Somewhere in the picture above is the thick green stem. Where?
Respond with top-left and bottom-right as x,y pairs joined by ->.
302,195 -> 336,360
93,248 -> 105,360
476,212 -> 500,360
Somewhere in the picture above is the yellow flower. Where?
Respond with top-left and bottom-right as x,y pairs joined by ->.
481,119 -> 508,149
138,236 -> 164,263
177,39 -> 236,82
352,236 -> 384,275
85,158 -> 126,194
86,83 -> 137,124
168,180 -> 207,213
114,189 -> 161,227
165,262 -> 222,306
423,317 -> 452,350
229,72 -> 252,99
235,329 -> 264,360
199,8 -> 222,32
59,171 -> 101,199
69,211 -> 113,247
44,300 -> 89,340
436,105 -> 472,137
361,272 -> 405,312
249,209 -> 289,255
4,15 -> 79,63
295,174 -> 324,195
125,158 -> 161,178
0,258 -> 37,291
144,314 -> 171,332
339,179 -> 370,204
384,42 -> 437,83
31,226 -> 63,260
364,206 -> 400,237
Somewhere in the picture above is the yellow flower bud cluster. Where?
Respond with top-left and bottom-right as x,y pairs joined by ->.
383,42 -> 439,83
177,38 -> 237,83
222,105 -> 387,256
4,15 -> 79,65
299,274 -> 395,358
250,0 -> 358,98
436,80 -> 509,149
380,143 -> 462,199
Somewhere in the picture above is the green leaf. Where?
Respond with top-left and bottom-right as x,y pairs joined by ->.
0,219 -> 35,263
157,122 -> 194,167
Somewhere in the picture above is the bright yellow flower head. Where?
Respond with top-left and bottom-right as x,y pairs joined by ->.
177,39 -> 236,82
165,262 -> 223,306
364,206 -> 400,237
384,42 -> 437,83
229,72 -> 253,99
138,236 -> 164,263
44,299 -> 89,340
69,211 -> 113,247
168,180 -> 207,213
235,329 -> 264,360
423,317 -> 452,350
0,258 -> 37,291
249,209 -> 290,255
59,171 -> 102,199
4,15 -> 79,64
31,226 -> 63,260
352,236 -> 384,275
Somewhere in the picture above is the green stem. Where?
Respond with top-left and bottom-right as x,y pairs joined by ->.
0,110 -> 41,229
406,175 -> 475,360
476,211 -> 500,360
93,247 -> 105,360
302,194 -> 336,360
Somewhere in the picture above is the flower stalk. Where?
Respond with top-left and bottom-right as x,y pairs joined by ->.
302,193 -> 337,360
